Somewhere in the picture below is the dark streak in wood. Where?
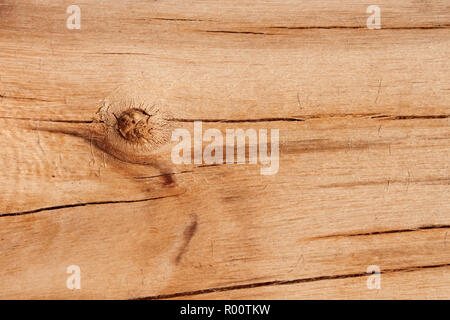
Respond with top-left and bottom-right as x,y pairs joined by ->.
0,94 -> 54,102
174,214 -> 198,265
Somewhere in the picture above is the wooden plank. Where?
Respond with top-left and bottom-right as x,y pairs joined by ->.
1,117 -> 449,299
0,1 -> 449,121
0,0 -> 449,299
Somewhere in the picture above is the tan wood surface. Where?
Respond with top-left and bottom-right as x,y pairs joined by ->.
0,0 -> 449,299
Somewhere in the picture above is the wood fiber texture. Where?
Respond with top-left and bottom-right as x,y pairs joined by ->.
0,0 -> 449,299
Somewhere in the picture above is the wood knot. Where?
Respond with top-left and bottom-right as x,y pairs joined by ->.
116,108 -> 154,144
94,83 -> 174,161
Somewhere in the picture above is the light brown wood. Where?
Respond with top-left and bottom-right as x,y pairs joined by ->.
0,0 -> 449,299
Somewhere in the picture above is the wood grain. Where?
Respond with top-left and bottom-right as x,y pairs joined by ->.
0,0 -> 449,299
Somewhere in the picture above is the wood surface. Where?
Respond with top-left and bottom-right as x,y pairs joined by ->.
0,0 -> 449,299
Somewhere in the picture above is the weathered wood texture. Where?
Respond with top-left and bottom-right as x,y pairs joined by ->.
0,0 -> 449,299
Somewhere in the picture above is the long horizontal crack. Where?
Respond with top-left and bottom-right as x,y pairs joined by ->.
2,114 -> 448,124
270,24 -> 450,30
313,224 -> 450,240
205,30 -> 270,35
168,117 -> 305,123
136,262 -> 450,300
203,25 -> 450,35
169,114 -> 450,123
0,116 -> 93,123
371,115 -> 450,120
0,193 -> 183,218
151,18 -> 207,22
89,52 -> 153,56
133,17 -> 210,22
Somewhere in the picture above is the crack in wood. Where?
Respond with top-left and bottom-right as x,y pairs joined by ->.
168,117 -> 305,123
311,224 -> 450,240
0,193 -> 185,218
371,115 -> 450,120
135,263 -> 450,300
1,114 -> 448,124
270,24 -> 450,30
151,18 -> 207,22
205,30 -> 270,35
0,116 -> 93,123
202,25 -> 450,35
